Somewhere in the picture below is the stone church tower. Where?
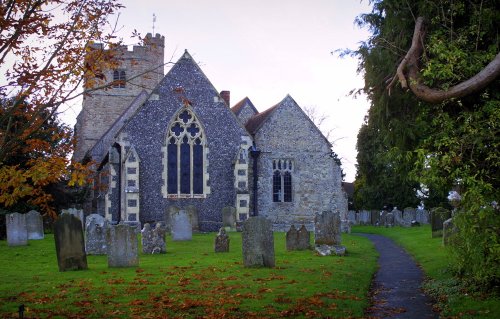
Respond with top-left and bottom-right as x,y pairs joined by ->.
73,33 -> 165,161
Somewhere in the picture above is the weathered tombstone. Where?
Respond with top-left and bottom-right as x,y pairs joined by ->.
6,212 -> 28,246
242,216 -> 275,267
214,227 -> 230,253
370,210 -> 379,225
61,208 -> 84,230
286,225 -> 299,251
358,210 -> 370,225
403,207 -> 417,223
297,225 -> 311,250
347,211 -> 357,225
107,224 -> 139,267
142,223 -> 166,254
385,212 -> 395,227
222,206 -> 237,230
431,207 -> 451,238
186,205 -> 199,232
443,218 -> 457,246
164,205 -> 180,232
85,214 -> 107,255
392,208 -> 409,227
171,210 -> 192,241
341,220 -> 351,233
54,214 -> 88,271
26,210 -> 44,240
416,209 -> 430,224
314,211 -> 341,246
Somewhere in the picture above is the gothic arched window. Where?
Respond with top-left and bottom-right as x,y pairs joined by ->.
272,159 -> 293,202
166,109 -> 206,196
113,69 -> 126,88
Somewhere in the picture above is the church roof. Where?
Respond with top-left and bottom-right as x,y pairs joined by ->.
244,101 -> 280,134
231,97 -> 258,116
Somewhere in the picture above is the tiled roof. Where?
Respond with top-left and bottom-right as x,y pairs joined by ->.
244,102 -> 280,134
231,97 -> 257,116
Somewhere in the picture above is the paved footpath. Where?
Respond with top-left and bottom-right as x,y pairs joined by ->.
357,233 -> 438,319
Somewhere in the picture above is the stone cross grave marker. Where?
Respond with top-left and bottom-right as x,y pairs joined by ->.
214,227 -> 230,253
6,212 -> 28,246
171,210 -> 192,241
26,210 -> 44,240
54,214 -> 88,271
107,224 -> 139,267
85,214 -> 107,255
242,216 -> 275,267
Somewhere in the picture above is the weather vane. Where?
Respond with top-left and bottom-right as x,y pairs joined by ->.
152,13 -> 156,34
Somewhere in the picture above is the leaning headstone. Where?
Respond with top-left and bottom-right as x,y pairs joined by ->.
297,225 -> 311,250
242,216 -> 275,267
54,214 -> 88,271
443,218 -> 457,246
61,208 -> 84,230
142,223 -> 166,254
222,206 -> 237,230
286,225 -> 299,251
431,207 -> 451,238
107,224 -> 139,267
214,227 -> 230,253
26,210 -> 44,240
186,205 -> 199,232
6,212 -> 28,246
85,214 -> 107,255
171,210 -> 192,241
314,211 -> 341,246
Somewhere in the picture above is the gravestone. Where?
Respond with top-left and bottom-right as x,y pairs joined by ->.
443,218 -> 457,246
431,207 -> 451,238
314,211 -> 341,246
186,205 -> 199,232
26,210 -> 44,240
341,220 -> 351,233
222,206 -> 237,229
61,208 -> 84,230
370,210 -> 379,225
358,210 -> 371,225
214,227 -> 230,252
53,214 -> 88,271
171,210 -> 192,241
107,224 -> 139,267
142,223 -> 166,254
297,225 -> 311,250
85,214 -> 107,255
6,212 -> 28,246
403,207 -> 417,223
164,205 -> 180,232
286,225 -> 299,251
316,244 -> 346,257
385,212 -> 395,227
392,208 -> 409,227
416,209 -> 429,224
242,216 -> 275,267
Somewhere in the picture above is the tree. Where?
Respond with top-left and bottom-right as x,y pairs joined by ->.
353,0 -> 499,290
0,0 -> 124,218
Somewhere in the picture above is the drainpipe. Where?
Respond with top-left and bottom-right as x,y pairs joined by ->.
249,145 -> 261,216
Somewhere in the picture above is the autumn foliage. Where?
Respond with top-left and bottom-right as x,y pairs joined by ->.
0,0 -> 124,217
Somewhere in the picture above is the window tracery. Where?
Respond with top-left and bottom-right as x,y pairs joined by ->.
272,159 -> 293,202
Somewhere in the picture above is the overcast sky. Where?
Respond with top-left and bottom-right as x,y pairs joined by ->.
63,0 -> 373,182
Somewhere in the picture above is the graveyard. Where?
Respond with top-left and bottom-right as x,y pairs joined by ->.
2,211 -> 500,318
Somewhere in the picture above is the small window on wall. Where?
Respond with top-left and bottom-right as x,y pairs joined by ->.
128,199 -> 137,207
127,167 -> 136,174
127,180 -> 136,187
272,159 -> 293,202
113,70 -> 126,88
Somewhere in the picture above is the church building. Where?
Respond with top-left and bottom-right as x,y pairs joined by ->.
74,33 -> 346,231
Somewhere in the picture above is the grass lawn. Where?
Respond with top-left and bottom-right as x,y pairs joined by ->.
0,232 -> 377,318
353,225 -> 500,319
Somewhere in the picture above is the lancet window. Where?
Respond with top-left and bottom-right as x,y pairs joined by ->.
272,159 -> 293,202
